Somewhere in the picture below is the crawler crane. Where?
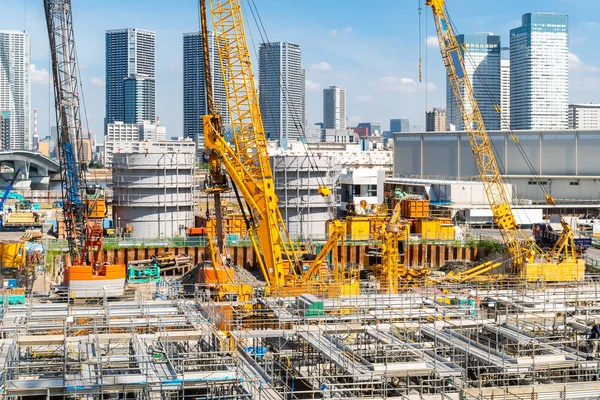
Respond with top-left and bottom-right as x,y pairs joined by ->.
427,0 -> 584,281
45,0 -> 126,296
200,0 -> 358,297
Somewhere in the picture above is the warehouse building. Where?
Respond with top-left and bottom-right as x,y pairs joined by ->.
394,130 -> 600,206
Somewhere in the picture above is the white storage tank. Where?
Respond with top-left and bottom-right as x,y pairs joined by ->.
112,151 -> 194,238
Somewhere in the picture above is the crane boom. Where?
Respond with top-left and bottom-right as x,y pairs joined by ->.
44,0 -> 89,265
206,0 -> 302,290
427,0 -> 534,265
427,0 -> 584,281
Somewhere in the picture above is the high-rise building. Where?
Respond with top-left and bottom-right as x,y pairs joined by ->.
390,119 -> 410,134
425,108 -> 447,132
569,104 -> 600,129
0,30 -> 31,149
0,110 -> 10,150
510,13 -> 569,130
259,42 -> 305,145
446,33 -> 501,131
357,122 -> 381,136
183,31 -> 228,155
500,58 -> 510,130
105,28 -> 156,127
323,86 -> 346,130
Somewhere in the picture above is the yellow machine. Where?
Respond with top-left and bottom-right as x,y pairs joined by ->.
427,0 -> 584,281
199,0 -> 358,297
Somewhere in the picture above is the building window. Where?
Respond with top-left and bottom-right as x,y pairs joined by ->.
570,181 -> 579,186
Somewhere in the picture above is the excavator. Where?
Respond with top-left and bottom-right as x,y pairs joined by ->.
198,0 -> 358,298
426,0 -> 584,282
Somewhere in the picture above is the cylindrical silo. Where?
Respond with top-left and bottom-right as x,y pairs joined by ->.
112,152 -> 194,238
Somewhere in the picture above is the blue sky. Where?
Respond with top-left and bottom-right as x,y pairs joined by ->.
2,0 -> 600,143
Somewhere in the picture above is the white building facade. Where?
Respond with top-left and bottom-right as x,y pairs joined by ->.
0,30 -> 30,149
510,13 -> 569,130
569,104 -> 600,130
501,58 -> 510,130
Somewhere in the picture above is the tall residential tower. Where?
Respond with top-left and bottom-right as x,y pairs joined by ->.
510,13 -> 569,130
183,31 -> 228,155
105,28 -> 156,127
500,58 -> 510,130
446,33 -> 501,131
323,86 -> 346,130
0,30 -> 30,149
259,42 -> 305,146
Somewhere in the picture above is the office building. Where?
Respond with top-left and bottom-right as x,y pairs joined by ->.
183,32 -> 229,155
357,122 -> 381,137
569,104 -> 600,130
425,108 -> 447,132
446,33 -> 501,131
0,31 -> 30,149
390,119 -> 410,134
323,86 -> 346,130
259,42 -> 305,145
510,13 -> 569,130
500,59 -> 510,130
105,28 -> 156,127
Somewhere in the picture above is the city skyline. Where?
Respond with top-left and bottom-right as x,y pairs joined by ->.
2,1 -> 600,144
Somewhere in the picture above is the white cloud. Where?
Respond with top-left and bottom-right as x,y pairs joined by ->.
30,64 -> 50,85
356,95 -> 373,103
330,26 -> 352,37
570,52 -> 600,73
378,76 -> 437,93
426,36 -> 439,48
311,61 -> 332,71
91,77 -> 105,87
306,79 -> 322,91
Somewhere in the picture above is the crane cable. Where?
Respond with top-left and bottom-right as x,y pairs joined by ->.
243,0 -> 336,213
444,8 -> 553,205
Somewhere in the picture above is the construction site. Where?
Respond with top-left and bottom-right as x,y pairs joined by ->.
1,0 -> 599,399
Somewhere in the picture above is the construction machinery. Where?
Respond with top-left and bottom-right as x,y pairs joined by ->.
200,0 -> 358,297
427,0 -> 584,281
44,0 -> 126,296
0,169 -> 22,230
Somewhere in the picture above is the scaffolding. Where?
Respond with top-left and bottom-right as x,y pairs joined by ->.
5,280 -> 600,398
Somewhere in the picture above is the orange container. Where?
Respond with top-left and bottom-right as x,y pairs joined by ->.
401,200 -> 430,219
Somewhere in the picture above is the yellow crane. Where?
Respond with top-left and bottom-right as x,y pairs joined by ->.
426,0 -> 584,281
202,0 -> 358,296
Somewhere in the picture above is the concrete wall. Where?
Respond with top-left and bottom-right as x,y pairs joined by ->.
394,130 -> 600,201
112,152 -> 194,238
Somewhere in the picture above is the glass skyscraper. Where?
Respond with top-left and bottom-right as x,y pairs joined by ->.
0,30 -> 30,149
105,28 -> 156,127
182,31 -> 228,155
510,13 -> 569,130
259,42 -> 305,146
446,33 -> 501,131
390,119 -> 410,133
